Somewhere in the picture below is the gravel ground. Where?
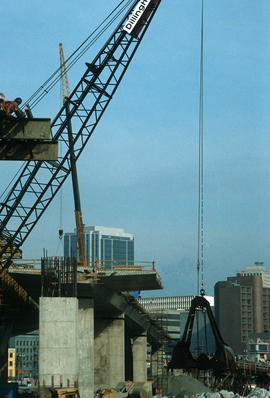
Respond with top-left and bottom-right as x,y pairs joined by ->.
167,374 -> 212,397
166,375 -> 270,398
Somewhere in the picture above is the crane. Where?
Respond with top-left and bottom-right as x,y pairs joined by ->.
0,0 -> 162,268
59,42 -> 87,267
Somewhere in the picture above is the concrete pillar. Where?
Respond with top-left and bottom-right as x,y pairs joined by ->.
132,334 -> 147,382
39,297 -> 79,388
77,299 -> 94,398
94,315 -> 125,388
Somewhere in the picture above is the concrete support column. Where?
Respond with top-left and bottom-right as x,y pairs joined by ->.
94,315 -> 125,388
132,334 -> 147,382
78,299 -> 94,398
39,297 -> 79,388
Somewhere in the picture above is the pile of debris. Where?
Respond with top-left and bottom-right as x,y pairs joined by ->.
167,375 -> 212,397
167,375 -> 270,398
192,388 -> 270,398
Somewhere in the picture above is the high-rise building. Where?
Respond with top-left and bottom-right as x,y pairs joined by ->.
64,226 -> 134,267
215,262 -> 270,355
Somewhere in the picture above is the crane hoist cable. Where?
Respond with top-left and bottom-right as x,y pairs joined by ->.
0,165 -> 24,200
57,46 -> 65,243
197,0 -> 205,297
22,0 -> 134,111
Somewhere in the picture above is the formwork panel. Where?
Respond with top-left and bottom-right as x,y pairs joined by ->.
0,118 -> 51,140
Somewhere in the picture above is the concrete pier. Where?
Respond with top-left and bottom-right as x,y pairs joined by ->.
94,315 -> 125,388
39,297 -> 79,388
132,333 -> 147,381
78,299 -> 94,398
39,298 -> 95,398
8,270 -> 166,392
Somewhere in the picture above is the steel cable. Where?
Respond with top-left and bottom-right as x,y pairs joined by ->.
22,0 -> 134,110
197,0 -> 204,296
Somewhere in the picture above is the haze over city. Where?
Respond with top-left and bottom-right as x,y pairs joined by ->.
1,0 -> 270,297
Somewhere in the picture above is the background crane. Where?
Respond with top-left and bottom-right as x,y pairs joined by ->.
59,42 -> 87,267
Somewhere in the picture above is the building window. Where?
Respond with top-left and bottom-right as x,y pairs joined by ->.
259,344 -> 268,352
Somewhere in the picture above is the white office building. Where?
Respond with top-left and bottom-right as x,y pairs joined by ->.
64,225 -> 134,267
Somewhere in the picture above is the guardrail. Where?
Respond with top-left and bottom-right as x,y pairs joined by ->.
8,258 -> 156,273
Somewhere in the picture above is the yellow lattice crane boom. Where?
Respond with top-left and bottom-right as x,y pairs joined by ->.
59,43 -> 71,103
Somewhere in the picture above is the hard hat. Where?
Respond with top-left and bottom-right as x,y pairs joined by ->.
0,93 -> 5,101
14,97 -> 22,105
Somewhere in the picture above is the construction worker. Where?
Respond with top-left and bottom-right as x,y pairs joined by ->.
2,97 -> 25,118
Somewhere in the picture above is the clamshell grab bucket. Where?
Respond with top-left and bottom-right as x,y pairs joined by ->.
168,295 -> 236,375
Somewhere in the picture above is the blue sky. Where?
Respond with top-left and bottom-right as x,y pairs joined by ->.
1,1 -> 270,297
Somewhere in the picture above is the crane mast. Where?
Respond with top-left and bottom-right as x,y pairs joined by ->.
0,0 -> 162,268
59,43 -> 87,267
59,43 -> 71,104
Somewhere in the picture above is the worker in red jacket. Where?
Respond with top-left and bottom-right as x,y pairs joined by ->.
3,97 -> 25,118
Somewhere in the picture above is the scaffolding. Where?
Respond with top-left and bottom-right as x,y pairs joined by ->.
151,310 -> 169,395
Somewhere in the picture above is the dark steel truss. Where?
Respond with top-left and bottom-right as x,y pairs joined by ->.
0,0 -> 162,268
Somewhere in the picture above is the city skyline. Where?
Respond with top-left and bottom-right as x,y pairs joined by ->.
1,1 -> 270,297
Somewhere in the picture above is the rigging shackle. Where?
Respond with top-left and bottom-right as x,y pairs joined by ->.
200,280 -> 205,297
